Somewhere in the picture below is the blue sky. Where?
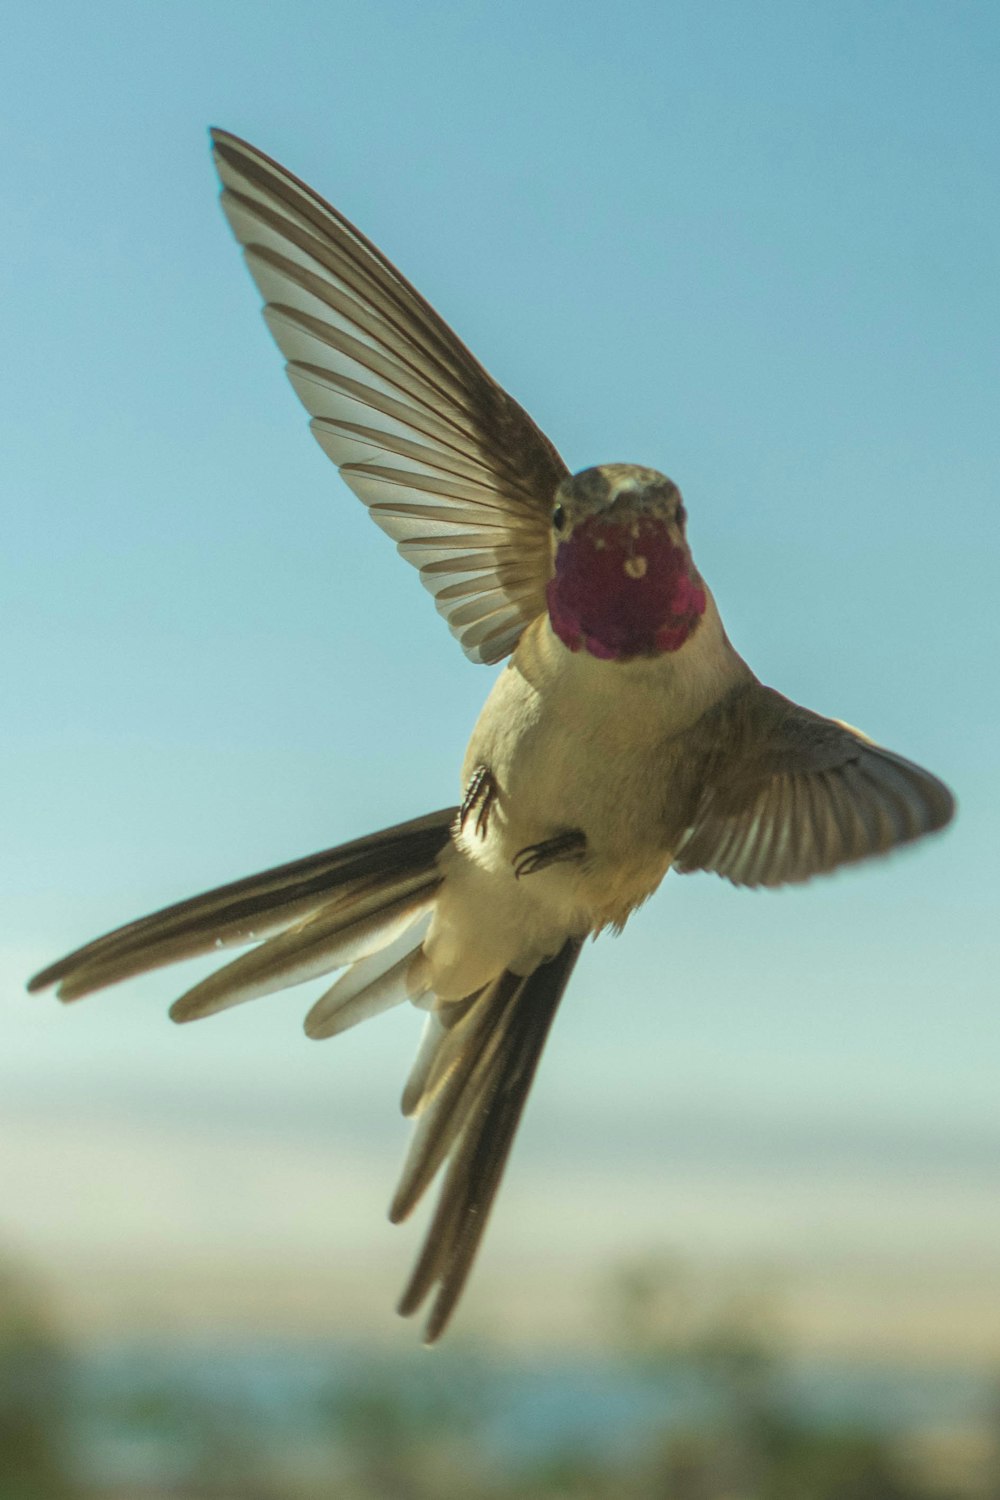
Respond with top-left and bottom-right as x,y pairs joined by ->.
2,2 -> 998,1341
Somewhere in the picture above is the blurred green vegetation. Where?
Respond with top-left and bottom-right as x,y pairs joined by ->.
603,1255 -> 991,1500
0,1260 -> 77,1500
0,1251 -> 996,1499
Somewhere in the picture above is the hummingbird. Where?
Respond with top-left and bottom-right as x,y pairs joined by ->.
29,131 -> 955,1343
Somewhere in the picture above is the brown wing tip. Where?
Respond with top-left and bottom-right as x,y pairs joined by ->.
925,777 -> 957,833
209,128 -> 244,169
25,961 -> 79,998
209,129 -> 276,186
27,950 -> 129,1003
209,126 -> 250,156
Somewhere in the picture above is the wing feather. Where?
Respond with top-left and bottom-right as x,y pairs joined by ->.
212,131 -> 567,663
28,810 -> 454,1001
673,685 -> 954,888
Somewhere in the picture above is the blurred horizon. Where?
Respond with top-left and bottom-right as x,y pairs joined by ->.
4,1038 -> 1000,1361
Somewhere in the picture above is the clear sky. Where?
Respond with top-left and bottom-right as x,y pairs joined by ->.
2,1 -> 998,1347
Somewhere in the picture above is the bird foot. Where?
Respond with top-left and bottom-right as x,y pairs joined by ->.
457,765 -> 498,839
513,830 -> 587,878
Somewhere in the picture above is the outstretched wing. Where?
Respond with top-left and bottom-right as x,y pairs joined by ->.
212,130 -> 567,664
27,810 -> 456,1004
29,819 -> 579,1344
673,684 -> 955,888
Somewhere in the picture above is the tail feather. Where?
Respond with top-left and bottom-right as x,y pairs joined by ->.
303,911 -> 434,1040
390,971 -> 519,1223
27,808 -> 455,1000
29,805 -> 583,1343
394,937 -> 583,1343
399,992 -> 481,1118
400,1012 -> 450,1117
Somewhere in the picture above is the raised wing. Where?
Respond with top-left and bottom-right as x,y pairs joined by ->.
673,684 -> 955,888
211,130 -> 567,664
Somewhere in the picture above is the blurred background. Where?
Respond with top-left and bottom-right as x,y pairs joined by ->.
3,1 -> 998,1494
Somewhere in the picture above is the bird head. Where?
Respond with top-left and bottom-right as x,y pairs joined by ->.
545,465 -> 707,661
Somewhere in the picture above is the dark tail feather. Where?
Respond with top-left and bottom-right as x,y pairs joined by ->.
27,808 -> 456,1003
392,936 -> 583,1344
29,806 -> 581,1342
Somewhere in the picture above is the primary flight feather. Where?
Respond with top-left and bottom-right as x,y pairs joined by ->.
29,130 -> 955,1343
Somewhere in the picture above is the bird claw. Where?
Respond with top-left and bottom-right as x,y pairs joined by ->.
513,830 -> 587,878
457,766 -> 498,839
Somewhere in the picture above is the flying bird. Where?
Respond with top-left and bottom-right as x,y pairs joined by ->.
29,131 -> 955,1342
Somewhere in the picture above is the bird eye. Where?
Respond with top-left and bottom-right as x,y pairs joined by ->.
676,504 -> 687,527
552,504 -> 566,532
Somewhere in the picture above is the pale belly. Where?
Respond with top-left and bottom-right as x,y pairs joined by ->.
420,611 -> 746,1001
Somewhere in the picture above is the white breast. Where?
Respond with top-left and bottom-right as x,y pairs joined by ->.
422,596 -> 749,1000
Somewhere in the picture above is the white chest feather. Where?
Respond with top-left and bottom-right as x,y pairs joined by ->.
423,596 -> 748,999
